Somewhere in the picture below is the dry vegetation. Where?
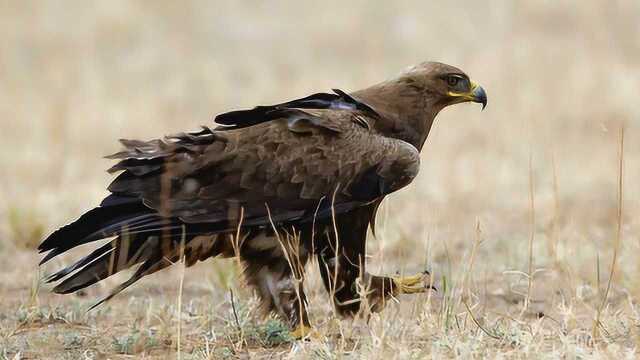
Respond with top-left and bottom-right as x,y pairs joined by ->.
1,1 -> 640,358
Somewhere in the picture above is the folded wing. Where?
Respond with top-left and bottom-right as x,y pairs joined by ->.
107,108 -> 419,226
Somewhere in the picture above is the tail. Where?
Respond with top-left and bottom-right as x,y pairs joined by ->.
39,195 -> 222,308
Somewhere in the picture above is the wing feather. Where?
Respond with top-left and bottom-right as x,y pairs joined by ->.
106,109 -> 419,228
214,89 -> 379,130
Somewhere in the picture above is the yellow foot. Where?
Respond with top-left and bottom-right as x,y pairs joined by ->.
290,324 -> 320,340
392,271 -> 435,294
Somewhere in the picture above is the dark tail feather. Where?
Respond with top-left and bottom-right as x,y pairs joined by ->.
51,234 -> 153,294
50,225 -> 213,306
41,196 -> 227,307
88,253 -> 173,311
39,196 -> 152,264
44,242 -> 115,283
39,193 -> 239,309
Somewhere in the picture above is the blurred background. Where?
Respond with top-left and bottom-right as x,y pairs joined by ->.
0,0 -> 639,356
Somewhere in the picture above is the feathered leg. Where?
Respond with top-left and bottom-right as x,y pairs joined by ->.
240,230 -> 312,337
316,203 -> 432,317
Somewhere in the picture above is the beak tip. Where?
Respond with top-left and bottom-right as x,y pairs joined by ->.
472,85 -> 487,111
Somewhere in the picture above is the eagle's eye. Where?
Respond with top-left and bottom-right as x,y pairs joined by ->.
445,75 -> 470,92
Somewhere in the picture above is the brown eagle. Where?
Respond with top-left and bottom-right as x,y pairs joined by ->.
39,61 -> 486,338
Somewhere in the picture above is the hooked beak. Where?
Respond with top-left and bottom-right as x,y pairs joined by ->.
471,82 -> 487,110
447,80 -> 488,110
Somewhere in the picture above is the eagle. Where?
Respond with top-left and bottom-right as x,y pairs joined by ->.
39,61 -> 487,338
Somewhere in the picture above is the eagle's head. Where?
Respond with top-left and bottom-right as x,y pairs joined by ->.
352,61 -> 487,148
401,61 -> 487,110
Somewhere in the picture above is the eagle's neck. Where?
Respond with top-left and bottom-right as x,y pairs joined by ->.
352,82 -> 442,151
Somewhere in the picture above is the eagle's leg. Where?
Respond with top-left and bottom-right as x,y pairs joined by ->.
317,239 -> 399,315
315,204 -> 380,316
240,231 -> 313,338
316,204 -> 432,317
317,240 -> 432,315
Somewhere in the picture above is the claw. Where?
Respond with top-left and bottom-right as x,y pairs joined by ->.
392,271 -> 435,294
290,324 -> 320,340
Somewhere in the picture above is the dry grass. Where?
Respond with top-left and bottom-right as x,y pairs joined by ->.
1,1 -> 640,358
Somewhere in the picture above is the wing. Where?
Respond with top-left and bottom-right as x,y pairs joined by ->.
107,108 -> 419,228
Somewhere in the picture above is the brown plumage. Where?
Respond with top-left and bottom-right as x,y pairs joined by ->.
39,61 -> 487,336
